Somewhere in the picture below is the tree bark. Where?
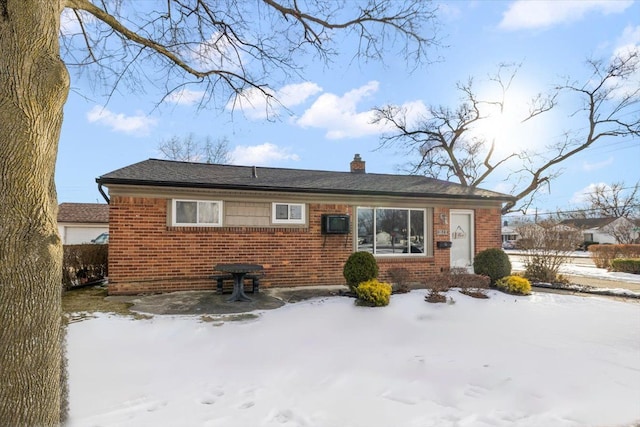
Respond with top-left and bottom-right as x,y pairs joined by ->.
0,1 -> 69,425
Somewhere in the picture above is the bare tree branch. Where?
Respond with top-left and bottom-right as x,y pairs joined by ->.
375,53 -> 640,215
158,133 -> 233,163
584,181 -> 640,218
62,0 -> 440,111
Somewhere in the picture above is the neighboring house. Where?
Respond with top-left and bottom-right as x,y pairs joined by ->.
501,221 -> 520,245
559,217 -> 640,244
96,155 -> 513,295
57,203 -> 109,245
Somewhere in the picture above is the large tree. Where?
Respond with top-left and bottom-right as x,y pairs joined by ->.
374,53 -> 640,214
0,0 -> 438,424
584,181 -> 639,219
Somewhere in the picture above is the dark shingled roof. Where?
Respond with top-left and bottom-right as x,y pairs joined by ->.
96,159 -> 513,202
58,203 -> 109,223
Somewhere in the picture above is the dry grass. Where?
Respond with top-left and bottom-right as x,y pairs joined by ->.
62,285 -> 139,320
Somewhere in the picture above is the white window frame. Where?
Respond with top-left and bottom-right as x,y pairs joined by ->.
172,199 -> 223,227
356,206 -> 429,257
272,202 -> 306,224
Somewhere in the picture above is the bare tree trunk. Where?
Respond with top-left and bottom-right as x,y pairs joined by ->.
0,1 -> 69,425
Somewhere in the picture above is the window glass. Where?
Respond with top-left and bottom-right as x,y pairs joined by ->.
173,200 -> 221,226
357,207 -> 427,256
272,203 -> 305,224
376,209 -> 408,254
410,210 -> 425,253
275,204 -> 289,220
289,204 -> 302,220
176,201 -> 197,224
198,201 -> 218,224
357,208 -> 374,253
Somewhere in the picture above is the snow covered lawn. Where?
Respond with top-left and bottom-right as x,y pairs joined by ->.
67,290 -> 640,427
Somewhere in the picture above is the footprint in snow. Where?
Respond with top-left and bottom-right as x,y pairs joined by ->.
200,389 -> 225,405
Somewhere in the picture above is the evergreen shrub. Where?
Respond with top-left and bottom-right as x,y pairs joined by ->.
343,251 -> 379,292
355,279 -> 392,306
473,248 -> 511,285
496,275 -> 531,295
590,245 -> 640,268
610,259 -> 640,274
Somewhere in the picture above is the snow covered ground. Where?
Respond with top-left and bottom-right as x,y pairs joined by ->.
67,290 -> 640,427
508,252 -> 640,295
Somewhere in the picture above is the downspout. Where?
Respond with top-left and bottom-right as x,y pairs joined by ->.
98,183 -> 110,204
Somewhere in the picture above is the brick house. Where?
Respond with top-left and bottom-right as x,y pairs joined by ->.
559,217 -> 640,244
96,155 -> 512,295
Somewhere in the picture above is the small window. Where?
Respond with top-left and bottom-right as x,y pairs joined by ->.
173,200 -> 222,226
272,203 -> 305,224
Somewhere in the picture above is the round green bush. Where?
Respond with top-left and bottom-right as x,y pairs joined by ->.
473,248 -> 511,285
496,275 -> 531,295
355,279 -> 392,306
343,251 -> 379,292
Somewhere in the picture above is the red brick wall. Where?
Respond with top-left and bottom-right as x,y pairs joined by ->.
475,207 -> 502,254
107,197 -> 502,294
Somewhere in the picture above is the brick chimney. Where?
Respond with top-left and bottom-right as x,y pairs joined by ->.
350,154 -> 366,174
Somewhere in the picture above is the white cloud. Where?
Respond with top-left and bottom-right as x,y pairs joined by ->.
166,89 -> 206,106
607,25 -> 640,99
570,183 -> 605,205
499,0 -> 632,31
188,32 -> 242,71
617,25 -> 640,47
583,157 -> 614,172
86,106 -> 157,136
295,81 -> 390,139
228,82 -> 323,120
230,143 -> 300,166
397,100 -> 429,128
278,83 -> 324,109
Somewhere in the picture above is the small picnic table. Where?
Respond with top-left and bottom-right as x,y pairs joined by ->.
214,263 -> 264,302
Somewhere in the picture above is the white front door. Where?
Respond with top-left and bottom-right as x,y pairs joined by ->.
450,210 -> 474,271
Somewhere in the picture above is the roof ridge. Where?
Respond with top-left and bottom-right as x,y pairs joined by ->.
146,158 -> 443,180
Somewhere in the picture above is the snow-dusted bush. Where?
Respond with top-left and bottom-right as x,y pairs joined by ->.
516,220 -> 582,282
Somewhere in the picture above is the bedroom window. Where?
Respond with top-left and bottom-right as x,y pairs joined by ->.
357,207 -> 429,256
272,202 -> 305,224
172,200 -> 222,226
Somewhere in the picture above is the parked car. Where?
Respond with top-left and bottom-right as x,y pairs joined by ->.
91,232 -> 109,244
502,240 -> 516,250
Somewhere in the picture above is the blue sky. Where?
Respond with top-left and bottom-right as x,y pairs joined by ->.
56,0 -> 639,216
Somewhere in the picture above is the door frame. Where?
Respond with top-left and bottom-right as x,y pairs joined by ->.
449,209 -> 475,271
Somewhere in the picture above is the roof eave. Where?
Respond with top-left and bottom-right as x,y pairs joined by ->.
96,178 -> 514,202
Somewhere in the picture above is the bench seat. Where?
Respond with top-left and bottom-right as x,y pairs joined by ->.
210,273 -> 262,294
